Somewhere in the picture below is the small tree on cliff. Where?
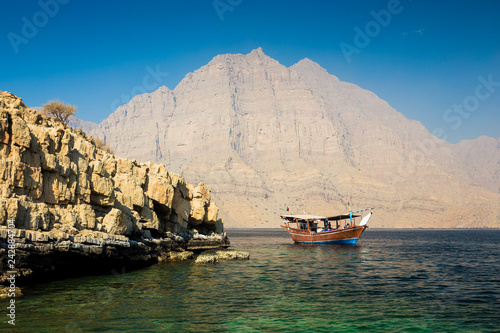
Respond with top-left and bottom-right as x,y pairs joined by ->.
42,99 -> 77,126
92,136 -> 115,154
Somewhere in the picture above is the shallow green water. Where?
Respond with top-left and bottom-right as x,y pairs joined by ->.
4,229 -> 500,332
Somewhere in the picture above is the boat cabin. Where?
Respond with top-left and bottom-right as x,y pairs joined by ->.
280,213 -> 361,233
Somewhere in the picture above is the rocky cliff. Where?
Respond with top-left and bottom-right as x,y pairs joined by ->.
0,91 -> 228,286
77,48 -> 500,228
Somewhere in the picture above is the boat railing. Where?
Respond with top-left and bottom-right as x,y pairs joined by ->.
283,218 -> 361,233
281,210 -> 375,232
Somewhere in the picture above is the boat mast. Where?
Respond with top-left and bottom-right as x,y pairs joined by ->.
348,200 -> 353,227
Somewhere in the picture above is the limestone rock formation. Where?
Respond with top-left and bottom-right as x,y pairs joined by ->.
0,91 -> 224,235
0,91 -> 228,286
77,48 -> 499,228
194,249 -> 250,264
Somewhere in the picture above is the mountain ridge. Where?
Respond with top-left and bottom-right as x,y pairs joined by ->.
74,48 -> 499,228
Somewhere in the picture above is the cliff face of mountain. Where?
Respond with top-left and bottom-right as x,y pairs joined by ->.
80,48 -> 500,228
0,91 -> 227,286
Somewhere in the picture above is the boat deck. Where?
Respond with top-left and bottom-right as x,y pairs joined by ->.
281,225 -> 366,244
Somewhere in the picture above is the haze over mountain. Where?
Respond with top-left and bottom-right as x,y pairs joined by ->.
75,48 -> 500,228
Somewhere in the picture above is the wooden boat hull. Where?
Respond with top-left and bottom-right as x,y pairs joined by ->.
281,225 -> 367,245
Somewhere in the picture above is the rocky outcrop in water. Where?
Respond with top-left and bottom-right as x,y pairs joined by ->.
195,249 -> 250,264
0,91 -> 228,287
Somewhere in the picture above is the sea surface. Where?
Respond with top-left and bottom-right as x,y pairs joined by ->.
7,229 -> 500,332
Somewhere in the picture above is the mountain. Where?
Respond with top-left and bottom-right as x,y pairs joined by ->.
78,48 -> 500,228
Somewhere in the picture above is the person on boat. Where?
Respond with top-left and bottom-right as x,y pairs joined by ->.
324,218 -> 328,230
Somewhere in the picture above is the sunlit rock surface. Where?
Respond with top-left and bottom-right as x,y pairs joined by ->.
78,48 -> 499,228
0,91 -> 229,286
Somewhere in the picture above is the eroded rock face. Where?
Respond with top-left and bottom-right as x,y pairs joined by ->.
0,91 -> 228,286
0,91 -> 223,236
79,48 -> 500,229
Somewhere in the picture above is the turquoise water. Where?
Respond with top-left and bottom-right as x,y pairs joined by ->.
5,229 -> 500,332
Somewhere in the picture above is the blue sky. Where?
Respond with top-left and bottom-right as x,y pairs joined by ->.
1,0 -> 499,143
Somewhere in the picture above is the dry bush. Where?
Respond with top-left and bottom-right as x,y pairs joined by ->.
42,99 -> 77,126
93,136 -> 115,154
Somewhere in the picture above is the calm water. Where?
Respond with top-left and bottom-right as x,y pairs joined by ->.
6,229 -> 500,332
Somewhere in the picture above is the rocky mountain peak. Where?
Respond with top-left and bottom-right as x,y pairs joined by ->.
205,47 -> 281,71
74,50 -> 500,229
249,46 -> 265,56
291,58 -> 339,82
292,57 -> 321,69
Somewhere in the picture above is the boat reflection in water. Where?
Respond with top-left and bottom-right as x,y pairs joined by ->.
280,208 -> 373,245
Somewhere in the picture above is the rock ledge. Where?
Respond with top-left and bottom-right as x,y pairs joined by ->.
0,91 -> 229,287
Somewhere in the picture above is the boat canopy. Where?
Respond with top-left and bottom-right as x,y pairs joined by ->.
325,214 -> 361,221
281,214 -> 361,221
281,214 -> 326,220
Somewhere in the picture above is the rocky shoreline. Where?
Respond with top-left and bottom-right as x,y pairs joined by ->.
0,91 -> 245,294
0,227 -> 231,290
